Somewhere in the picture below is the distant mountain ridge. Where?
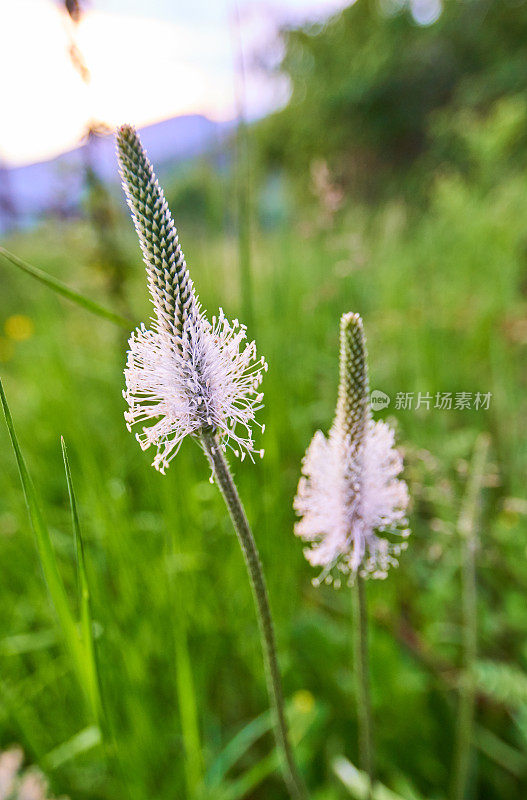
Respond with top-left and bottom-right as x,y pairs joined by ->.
0,114 -> 233,232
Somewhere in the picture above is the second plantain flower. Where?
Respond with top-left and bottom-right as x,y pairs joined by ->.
294,312 -> 409,582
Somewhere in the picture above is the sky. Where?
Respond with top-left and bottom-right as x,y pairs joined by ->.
0,0 -> 350,167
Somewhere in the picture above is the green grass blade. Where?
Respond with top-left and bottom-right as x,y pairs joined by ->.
0,377 -> 91,714
61,436 -> 102,724
474,660 -> 527,708
42,725 -> 102,771
208,700 -> 313,795
0,247 -> 132,328
173,613 -> 203,793
0,628 -> 57,655
474,724 -> 527,778
206,709 -> 273,788
162,477 -> 204,795
220,751 -> 278,800
333,756 -> 422,800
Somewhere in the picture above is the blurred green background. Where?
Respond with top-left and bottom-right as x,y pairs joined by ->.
1,1 -> 527,798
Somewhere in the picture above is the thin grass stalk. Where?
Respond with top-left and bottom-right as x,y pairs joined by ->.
62,439 -> 131,790
0,378 -> 94,717
61,437 -> 103,725
165,524 -> 204,795
0,247 -> 132,328
159,474 -> 203,794
450,433 -> 490,800
353,575 -> 374,800
200,430 -> 307,800
231,2 -> 254,331
174,598 -> 203,794
0,386 -> 134,794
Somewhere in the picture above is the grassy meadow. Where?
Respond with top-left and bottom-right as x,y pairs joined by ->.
0,154 -> 526,800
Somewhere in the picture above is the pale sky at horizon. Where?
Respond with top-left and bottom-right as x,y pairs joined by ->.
0,0 -> 349,167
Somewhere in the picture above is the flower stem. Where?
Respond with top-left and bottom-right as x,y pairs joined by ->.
450,433 -> 490,800
353,575 -> 374,800
200,430 -> 307,800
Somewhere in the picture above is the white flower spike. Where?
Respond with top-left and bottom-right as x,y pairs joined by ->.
117,125 -> 266,473
117,126 -> 306,799
294,312 -> 409,582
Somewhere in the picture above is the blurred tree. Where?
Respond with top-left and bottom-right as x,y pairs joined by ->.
164,161 -> 230,234
256,0 -> 527,199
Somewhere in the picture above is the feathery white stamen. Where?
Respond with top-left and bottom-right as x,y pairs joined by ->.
124,308 -> 266,474
294,420 -> 409,581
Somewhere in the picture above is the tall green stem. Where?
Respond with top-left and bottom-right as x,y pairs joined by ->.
353,575 -> 374,800
200,430 -> 307,800
231,2 -> 254,332
451,433 -> 490,800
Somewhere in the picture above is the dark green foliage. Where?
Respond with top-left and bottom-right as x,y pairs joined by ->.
164,161 -> 232,234
256,0 -> 527,198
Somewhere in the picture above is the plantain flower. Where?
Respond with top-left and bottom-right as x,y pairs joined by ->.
117,125 -> 266,473
294,313 -> 409,582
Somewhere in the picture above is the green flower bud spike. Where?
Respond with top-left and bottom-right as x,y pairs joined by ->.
117,124 -> 196,343
333,311 -> 370,448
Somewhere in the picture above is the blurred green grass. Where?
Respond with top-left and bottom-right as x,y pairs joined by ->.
0,164 -> 526,800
